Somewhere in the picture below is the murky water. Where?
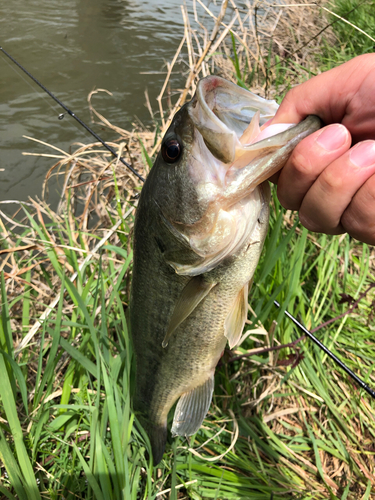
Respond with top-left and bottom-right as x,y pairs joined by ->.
0,0 -> 226,207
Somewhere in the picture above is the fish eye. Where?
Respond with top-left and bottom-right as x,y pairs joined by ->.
161,138 -> 182,163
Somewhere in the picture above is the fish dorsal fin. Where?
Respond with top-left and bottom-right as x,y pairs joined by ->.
162,276 -> 217,348
171,374 -> 214,437
224,282 -> 249,349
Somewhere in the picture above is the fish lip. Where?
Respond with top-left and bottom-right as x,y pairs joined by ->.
194,76 -> 234,137
188,77 -> 237,164
243,114 -> 323,150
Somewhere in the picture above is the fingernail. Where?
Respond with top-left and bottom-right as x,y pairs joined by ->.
316,124 -> 349,151
350,141 -> 375,168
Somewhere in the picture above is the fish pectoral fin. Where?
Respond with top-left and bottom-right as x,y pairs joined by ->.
224,282 -> 249,349
171,374 -> 214,437
162,276 -> 217,348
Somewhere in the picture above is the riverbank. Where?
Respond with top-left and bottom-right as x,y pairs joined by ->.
1,1 -> 375,498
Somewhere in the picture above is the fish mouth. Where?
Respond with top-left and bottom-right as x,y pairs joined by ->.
188,75 -> 281,164
187,76 -> 321,190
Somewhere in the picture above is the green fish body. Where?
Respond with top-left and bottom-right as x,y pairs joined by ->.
130,76 -> 321,464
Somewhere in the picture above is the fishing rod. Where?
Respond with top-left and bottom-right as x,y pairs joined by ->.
0,46 -> 145,183
274,300 -> 375,400
2,45 -> 374,400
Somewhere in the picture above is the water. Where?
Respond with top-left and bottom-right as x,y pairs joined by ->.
0,0 -> 225,207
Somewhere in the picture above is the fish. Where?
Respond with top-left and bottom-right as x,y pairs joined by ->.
129,75 -> 321,464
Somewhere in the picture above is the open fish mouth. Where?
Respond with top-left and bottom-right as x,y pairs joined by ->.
189,76 -> 293,163
187,76 -> 319,186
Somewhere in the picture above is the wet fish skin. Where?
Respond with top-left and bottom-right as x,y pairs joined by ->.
130,76 -> 321,464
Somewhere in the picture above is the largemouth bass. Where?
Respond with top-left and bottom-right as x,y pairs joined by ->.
130,76 -> 320,464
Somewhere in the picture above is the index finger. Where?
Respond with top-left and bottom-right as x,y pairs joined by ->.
271,55 -> 375,125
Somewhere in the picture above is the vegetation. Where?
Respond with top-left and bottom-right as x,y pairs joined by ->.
1,0 -> 375,498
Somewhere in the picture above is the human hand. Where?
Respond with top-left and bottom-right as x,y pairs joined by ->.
270,54 -> 375,245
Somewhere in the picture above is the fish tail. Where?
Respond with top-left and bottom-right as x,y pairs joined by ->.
137,414 -> 167,465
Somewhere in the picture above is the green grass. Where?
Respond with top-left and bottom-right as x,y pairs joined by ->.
327,0 -> 375,57
1,0 -> 375,498
1,187 -> 374,499
300,0 -> 375,73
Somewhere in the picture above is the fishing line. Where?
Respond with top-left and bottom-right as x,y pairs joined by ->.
1,51 -> 63,117
2,45 -> 373,400
274,300 -> 375,400
0,45 -> 145,182
1,50 -> 97,143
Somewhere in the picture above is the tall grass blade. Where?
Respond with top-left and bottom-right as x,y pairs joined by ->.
0,354 -> 42,500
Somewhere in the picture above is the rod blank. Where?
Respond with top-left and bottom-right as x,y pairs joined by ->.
274,300 -> 375,400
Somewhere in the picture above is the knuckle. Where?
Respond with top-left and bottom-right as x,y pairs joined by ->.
277,191 -> 300,211
289,147 -> 315,178
276,178 -> 303,211
341,210 -> 375,244
299,210 -> 344,235
341,177 -> 375,243
341,210 -> 360,234
299,211 -> 319,232
319,168 -> 343,193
